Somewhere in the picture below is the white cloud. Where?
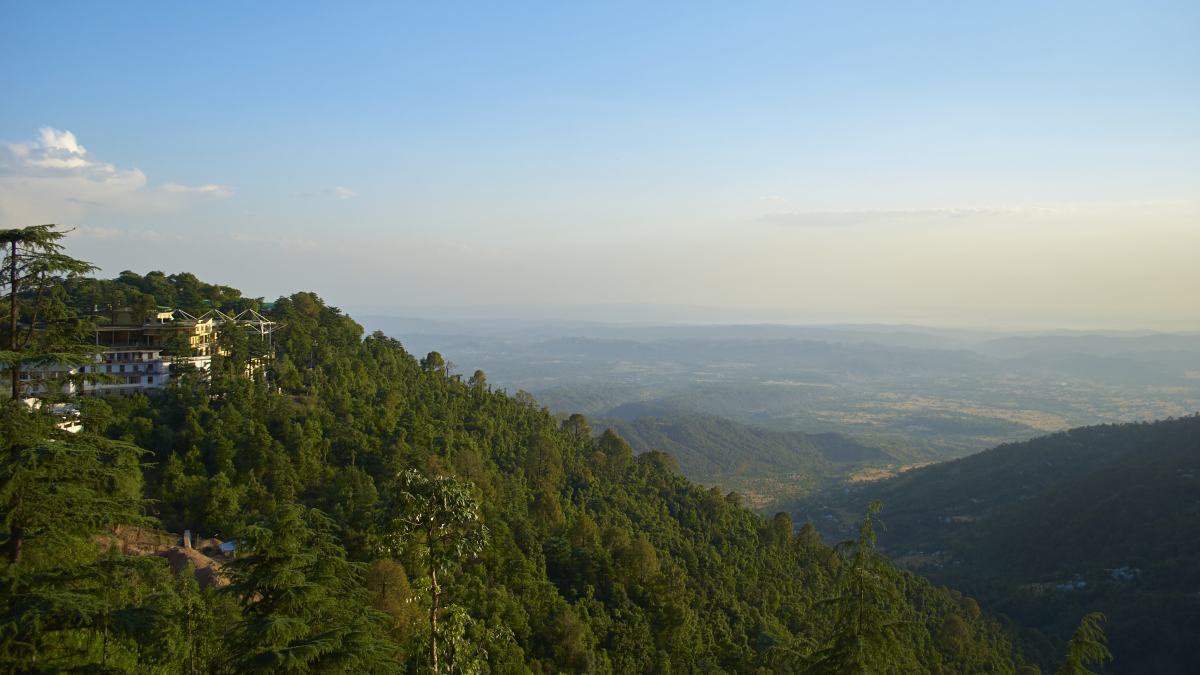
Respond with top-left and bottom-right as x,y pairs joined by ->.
299,186 -> 357,199
156,183 -> 235,199
759,203 -> 1083,226
0,126 -> 233,226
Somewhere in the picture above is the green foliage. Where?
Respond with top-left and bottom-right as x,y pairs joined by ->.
375,470 -> 489,568
596,411 -> 879,482
375,470 -> 488,673
0,404 -> 153,565
524,433 -> 564,492
160,331 -> 195,360
438,603 -> 515,675
0,551 -> 180,673
149,561 -> 229,675
0,269 -> 1041,673
0,403 -> 188,674
1,224 -> 107,399
1055,613 -> 1110,675
64,269 -> 258,317
832,414 -> 1200,674
802,500 -> 926,674
224,503 -> 397,673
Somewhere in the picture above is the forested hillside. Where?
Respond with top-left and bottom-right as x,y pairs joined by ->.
809,416 -> 1200,674
0,261 -> 1048,673
593,409 -> 888,509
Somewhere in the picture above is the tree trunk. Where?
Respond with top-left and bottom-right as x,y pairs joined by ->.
10,239 -> 19,400
8,522 -> 21,565
430,564 -> 439,673
187,598 -> 194,672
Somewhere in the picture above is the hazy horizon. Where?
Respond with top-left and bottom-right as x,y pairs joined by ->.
346,303 -> 1200,334
3,2 -> 1196,330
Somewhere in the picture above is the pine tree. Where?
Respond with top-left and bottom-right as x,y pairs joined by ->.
149,561 -> 222,675
803,500 -> 926,675
0,404 -> 152,565
0,551 -> 179,672
0,235 -> 147,667
1,225 -> 103,400
223,503 -> 397,673
78,553 -> 175,671
0,402 -> 160,670
1055,613 -> 1111,675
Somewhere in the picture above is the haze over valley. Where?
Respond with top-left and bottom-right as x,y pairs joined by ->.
362,313 -> 1200,452
3,1 -> 1197,673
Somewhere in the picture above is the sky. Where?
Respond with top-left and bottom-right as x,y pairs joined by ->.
1,1 -> 1197,330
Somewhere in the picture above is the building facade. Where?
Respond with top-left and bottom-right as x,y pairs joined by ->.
4,307 -> 223,398
78,308 -> 219,397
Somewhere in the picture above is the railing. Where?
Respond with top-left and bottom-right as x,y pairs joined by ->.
99,354 -> 157,363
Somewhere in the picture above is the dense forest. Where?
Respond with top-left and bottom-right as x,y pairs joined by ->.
0,230 -> 1109,673
587,408 -> 889,509
802,416 -> 1200,674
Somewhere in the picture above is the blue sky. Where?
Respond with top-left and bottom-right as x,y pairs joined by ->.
2,1 -> 1197,328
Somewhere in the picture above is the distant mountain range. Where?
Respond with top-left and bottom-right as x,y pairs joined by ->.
356,313 -> 1199,355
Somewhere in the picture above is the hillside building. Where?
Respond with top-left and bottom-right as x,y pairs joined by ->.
3,306 -> 278,398
77,307 -> 219,397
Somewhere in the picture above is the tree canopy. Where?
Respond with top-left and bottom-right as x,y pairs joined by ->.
0,267 -> 1058,673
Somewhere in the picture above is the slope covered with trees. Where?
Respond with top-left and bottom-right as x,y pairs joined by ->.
0,252 -> 1054,673
811,416 -> 1200,674
592,410 -> 889,508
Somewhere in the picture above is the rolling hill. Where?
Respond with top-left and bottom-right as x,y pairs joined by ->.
592,410 -> 889,508
804,414 -> 1200,674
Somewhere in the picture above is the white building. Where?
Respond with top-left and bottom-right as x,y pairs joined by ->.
80,308 -> 218,397
5,307 -> 220,399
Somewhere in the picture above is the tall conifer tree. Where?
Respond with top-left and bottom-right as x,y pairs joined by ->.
1056,613 -> 1111,675
224,503 -> 397,673
1,225 -> 101,400
804,500 -> 927,674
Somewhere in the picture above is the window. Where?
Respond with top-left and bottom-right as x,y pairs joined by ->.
148,376 -> 154,384
119,365 -> 125,373
106,365 -> 112,373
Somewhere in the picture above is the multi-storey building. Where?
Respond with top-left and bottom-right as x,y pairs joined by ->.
5,306 -> 279,399
4,307 -> 224,398
79,307 -> 221,397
